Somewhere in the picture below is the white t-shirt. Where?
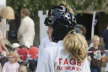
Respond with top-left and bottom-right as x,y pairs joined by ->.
36,41 -> 91,72
37,39 -> 57,72
39,36 -> 51,53
2,61 -> 19,72
38,36 -> 52,63
17,16 -> 35,47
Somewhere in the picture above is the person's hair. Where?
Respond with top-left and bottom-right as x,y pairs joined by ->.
64,32 -> 88,62
21,8 -> 30,16
45,4 -> 76,42
92,35 -> 100,41
58,1 -> 74,14
74,24 -> 86,35
92,35 -> 103,46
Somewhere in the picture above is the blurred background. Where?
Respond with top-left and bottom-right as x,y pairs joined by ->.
6,0 -> 108,46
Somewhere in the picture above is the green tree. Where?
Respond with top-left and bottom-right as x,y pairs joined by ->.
7,0 -> 108,45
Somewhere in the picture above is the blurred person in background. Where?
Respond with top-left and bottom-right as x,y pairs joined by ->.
88,35 -> 106,72
2,51 -> 20,72
17,8 -> 35,47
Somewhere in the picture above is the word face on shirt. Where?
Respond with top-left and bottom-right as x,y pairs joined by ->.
55,58 -> 82,71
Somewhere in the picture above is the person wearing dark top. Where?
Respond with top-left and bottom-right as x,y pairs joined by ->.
89,35 -> 105,72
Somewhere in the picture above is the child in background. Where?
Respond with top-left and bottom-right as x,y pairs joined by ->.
17,44 -> 28,72
2,51 -> 20,72
89,35 -> 105,72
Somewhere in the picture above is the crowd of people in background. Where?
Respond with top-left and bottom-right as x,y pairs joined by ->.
0,7 -> 39,72
0,2 -> 108,72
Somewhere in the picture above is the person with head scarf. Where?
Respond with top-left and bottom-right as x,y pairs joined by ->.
36,4 -> 90,72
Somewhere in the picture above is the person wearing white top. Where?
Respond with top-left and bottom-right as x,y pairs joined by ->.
39,26 -> 53,53
2,52 -> 20,72
37,25 -> 54,71
2,61 -> 19,72
36,34 -> 91,72
36,4 -> 91,72
17,8 -> 35,47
